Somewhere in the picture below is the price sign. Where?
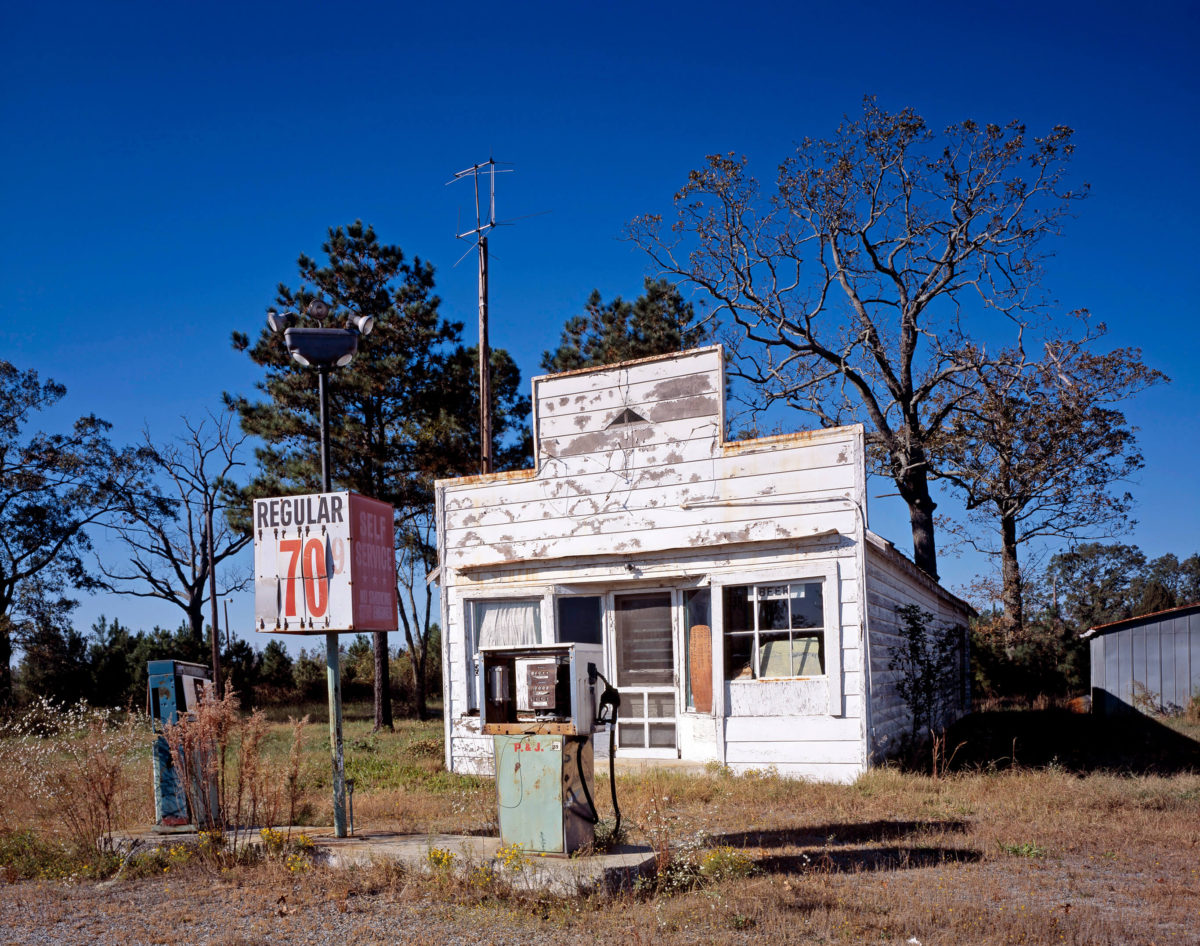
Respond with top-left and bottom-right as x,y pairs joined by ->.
253,491 -> 397,634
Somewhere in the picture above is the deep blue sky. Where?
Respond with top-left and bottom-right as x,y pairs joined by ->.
2,1 -> 1197,641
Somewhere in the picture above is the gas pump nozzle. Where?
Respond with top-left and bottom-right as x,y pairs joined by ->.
587,662 -> 620,727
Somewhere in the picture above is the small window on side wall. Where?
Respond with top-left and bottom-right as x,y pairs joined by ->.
723,581 -> 825,680
556,596 -> 603,645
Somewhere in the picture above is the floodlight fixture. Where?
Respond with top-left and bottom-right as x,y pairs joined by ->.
283,326 -> 359,369
348,314 -> 374,336
266,309 -> 297,333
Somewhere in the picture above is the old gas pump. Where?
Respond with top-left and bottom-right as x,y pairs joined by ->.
481,642 -> 608,855
147,660 -> 216,830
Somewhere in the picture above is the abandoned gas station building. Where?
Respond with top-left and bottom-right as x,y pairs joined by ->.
434,346 -> 971,782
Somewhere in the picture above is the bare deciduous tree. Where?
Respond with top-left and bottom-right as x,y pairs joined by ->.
100,409 -> 251,645
631,98 -> 1086,577
936,326 -> 1165,643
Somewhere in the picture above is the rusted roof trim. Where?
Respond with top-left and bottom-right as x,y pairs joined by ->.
435,467 -> 537,489
1082,601 -> 1200,638
720,425 -> 861,455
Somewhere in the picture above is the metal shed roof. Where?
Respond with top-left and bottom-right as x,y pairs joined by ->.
1083,602 -> 1200,638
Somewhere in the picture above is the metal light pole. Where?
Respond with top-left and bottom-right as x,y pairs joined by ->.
266,299 -> 373,839
316,363 -> 347,837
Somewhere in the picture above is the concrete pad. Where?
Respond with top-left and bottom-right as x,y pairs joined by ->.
109,827 -> 656,897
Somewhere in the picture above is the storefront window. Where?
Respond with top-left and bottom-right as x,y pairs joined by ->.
723,581 -> 825,679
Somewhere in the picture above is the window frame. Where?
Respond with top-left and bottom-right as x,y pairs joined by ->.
712,561 -> 842,714
723,580 -> 827,680
462,594 -> 546,711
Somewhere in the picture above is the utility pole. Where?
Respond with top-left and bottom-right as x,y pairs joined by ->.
477,231 -> 491,474
450,158 -> 511,475
206,495 -> 222,699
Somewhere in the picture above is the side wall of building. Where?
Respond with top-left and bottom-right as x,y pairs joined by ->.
1090,608 -> 1200,715
864,536 -> 973,760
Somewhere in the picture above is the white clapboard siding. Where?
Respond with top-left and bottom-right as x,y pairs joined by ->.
724,715 -> 862,743
725,761 -> 866,784
723,740 -> 864,767
443,462 -> 857,534
439,347 -> 861,571
436,347 -> 980,782
864,534 -> 973,759
445,508 -> 857,570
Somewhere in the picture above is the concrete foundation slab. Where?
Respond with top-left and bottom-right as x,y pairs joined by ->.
110,827 -> 656,896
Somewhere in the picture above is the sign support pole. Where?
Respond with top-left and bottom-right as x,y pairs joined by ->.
319,366 -> 348,838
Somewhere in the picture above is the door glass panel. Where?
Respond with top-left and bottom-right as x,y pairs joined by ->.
618,724 -> 645,748
648,724 -> 675,748
646,693 -> 675,718
614,593 -> 673,687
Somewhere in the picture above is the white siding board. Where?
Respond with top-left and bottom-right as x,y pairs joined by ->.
537,392 -> 720,438
724,715 -> 862,742
533,349 -> 721,401
724,761 -> 864,783
442,463 -> 858,533
444,509 -> 857,570
724,740 -> 863,766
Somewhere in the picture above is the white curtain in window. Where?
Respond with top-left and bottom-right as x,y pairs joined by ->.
475,601 -> 540,649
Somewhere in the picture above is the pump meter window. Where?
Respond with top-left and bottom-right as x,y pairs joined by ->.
724,581 -> 826,679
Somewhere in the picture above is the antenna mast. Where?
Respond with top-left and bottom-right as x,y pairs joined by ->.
449,157 -> 509,475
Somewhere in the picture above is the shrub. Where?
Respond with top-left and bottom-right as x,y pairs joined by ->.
0,698 -> 149,854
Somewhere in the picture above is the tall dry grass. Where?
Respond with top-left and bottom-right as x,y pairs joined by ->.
162,689 -> 310,848
0,698 -> 151,854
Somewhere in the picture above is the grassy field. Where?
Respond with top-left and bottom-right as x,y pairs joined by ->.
1,702 -> 1197,945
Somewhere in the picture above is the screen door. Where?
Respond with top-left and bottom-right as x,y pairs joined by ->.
613,592 -> 676,753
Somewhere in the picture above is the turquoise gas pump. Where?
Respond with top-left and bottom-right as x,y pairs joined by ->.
147,660 -> 214,830
480,643 -> 610,855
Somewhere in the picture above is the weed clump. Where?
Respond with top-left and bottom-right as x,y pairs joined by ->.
0,698 -> 149,855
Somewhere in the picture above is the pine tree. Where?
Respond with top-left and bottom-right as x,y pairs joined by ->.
541,277 -> 706,373
230,221 -> 529,723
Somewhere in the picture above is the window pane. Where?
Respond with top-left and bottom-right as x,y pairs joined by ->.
792,632 -> 825,676
725,632 -> 754,680
757,596 -> 790,631
648,723 -> 675,747
557,596 -> 602,644
789,583 -> 824,629
723,585 -> 751,632
471,600 -> 541,650
618,723 -> 645,748
758,631 -> 793,678
646,693 -> 675,718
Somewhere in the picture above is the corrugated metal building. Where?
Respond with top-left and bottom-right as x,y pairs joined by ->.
1085,604 -> 1200,715
433,346 -> 972,782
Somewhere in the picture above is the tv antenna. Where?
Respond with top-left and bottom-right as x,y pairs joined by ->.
449,157 -> 513,475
